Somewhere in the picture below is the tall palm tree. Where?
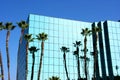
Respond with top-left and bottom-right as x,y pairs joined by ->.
92,26 -> 101,80
73,41 -> 82,80
49,76 -> 61,80
0,50 -> 4,80
36,32 -> 48,80
4,22 -> 15,80
29,46 -> 39,80
81,28 -> 91,80
24,34 -> 34,79
16,21 -> 29,80
60,46 -> 70,80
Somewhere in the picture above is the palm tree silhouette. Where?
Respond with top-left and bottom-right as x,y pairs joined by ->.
0,50 -> 4,80
91,26 -> 101,80
81,28 -> 91,80
17,21 -> 29,80
73,41 -> 82,80
60,46 -> 70,80
24,34 -> 34,79
29,46 -> 39,80
4,22 -> 15,80
36,32 -> 48,80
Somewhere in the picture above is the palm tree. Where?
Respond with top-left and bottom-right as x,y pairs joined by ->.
36,32 -> 48,80
60,46 -> 70,80
81,28 -> 91,80
4,22 -> 15,80
16,21 -> 29,80
24,34 -> 34,79
92,26 -> 101,80
29,46 -> 39,80
0,50 -> 4,80
49,76 -> 61,80
73,41 -> 82,80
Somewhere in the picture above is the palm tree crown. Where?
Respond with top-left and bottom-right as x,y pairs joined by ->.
17,21 -> 29,29
5,22 -> 15,30
24,34 -> 34,42
81,28 -> 92,36
29,46 -> 39,53
36,32 -> 48,41
60,46 -> 70,53
92,26 -> 101,33
49,76 -> 61,80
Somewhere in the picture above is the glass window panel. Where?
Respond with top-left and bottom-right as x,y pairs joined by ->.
49,17 -> 54,23
53,31 -> 58,37
40,15 -> 44,22
54,37 -> 58,44
49,23 -> 54,30
45,16 -> 49,23
54,18 -> 59,24
40,22 -> 44,29
44,51 -> 49,58
35,15 -> 39,21
34,22 -> 39,28
54,24 -> 59,31
44,23 -> 49,30
30,14 -> 34,20
29,21 -> 34,27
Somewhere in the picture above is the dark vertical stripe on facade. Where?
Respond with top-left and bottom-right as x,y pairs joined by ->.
97,22 -> 107,80
103,21 -> 114,80
92,23 -> 100,80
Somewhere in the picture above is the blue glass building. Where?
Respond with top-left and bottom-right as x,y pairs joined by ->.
17,14 -> 120,80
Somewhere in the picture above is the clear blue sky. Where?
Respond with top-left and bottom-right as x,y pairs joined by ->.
0,0 -> 120,80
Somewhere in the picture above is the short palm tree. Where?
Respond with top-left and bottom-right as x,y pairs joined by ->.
29,46 -> 39,80
0,50 -> 4,80
92,26 -> 101,80
17,21 -> 29,80
49,76 -> 61,80
81,28 -> 91,80
24,34 -> 34,79
36,32 -> 48,80
73,41 -> 82,80
4,22 -> 15,80
60,46 -> 70,80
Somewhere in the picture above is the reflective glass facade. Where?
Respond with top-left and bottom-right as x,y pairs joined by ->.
17,14 -> 120,80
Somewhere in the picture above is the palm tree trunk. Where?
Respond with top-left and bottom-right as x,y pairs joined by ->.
77,47 -> 81,80
31,52 -> 35,80
6,31 -> 10,80
26,42 -> 29,80
63,53 -> 69,80
84,36 -> 88,80
37,41 -> 44,80
0,51 -> 4,80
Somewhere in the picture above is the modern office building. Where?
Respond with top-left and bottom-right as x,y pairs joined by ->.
17,14 -> 120,80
